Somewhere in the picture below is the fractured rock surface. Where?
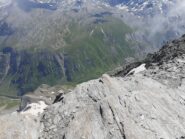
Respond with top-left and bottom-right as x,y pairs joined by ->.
0,112 -> 40,139
1,35 -> 185,139
40,73 -> 185,139
39,35 -> 185,139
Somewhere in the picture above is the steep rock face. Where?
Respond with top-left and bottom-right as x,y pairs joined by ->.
39,35 -> 185,139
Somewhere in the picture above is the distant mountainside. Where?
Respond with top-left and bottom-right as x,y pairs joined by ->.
104,0 -> 174,16
0,0 -> 185,96
0,0 -> 151,96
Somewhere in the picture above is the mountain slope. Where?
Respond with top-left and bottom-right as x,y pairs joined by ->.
1,0 -> 185,96
0,0 -> 150,96
38,35 -> 185,139
1,34 -> 185,139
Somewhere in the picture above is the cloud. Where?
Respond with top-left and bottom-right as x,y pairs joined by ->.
126,0 -> 185,48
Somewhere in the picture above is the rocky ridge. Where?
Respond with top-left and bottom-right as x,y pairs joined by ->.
1,35 -> 185,139
38,35 -> 185,139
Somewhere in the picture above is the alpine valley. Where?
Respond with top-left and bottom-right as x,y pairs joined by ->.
0,0 -> 184,97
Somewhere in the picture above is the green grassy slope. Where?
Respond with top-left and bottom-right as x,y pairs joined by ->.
0,5 -> 147,96
62,16 -> 135,83
0,96 -> 20,111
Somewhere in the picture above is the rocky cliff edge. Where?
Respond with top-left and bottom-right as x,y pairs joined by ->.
39,35 -> 185,139
1,35 -> 185,139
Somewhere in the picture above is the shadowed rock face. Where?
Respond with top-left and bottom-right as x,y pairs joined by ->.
39,35 -> 185,139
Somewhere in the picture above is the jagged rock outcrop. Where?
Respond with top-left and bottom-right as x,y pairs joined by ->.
39,35 -> 185,139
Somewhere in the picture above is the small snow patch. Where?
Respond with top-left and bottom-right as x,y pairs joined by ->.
127,64 -> 146,75
21,101 -> 48,116
89,29 -> 94,36
176,59 -> 185,63
116,4 -> 129,11
51,91 -> 55,94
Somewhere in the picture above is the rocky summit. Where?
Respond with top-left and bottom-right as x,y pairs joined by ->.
1,35 -> 185,139
37,35 -> 185,139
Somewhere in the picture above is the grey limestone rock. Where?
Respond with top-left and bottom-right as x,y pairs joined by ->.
39,35 -> 185,139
